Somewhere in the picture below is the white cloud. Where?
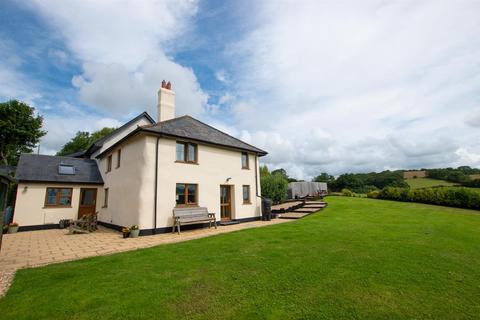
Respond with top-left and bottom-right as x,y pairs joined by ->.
215,69 -> 229,83
27,0 -> 208,118
40,111 -> 123,155
225,0 -> 480,178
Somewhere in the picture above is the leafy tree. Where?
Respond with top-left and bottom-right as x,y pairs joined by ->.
56,127 -> 115,156
313,172 -> 335,183
0,100 -> 46,165
260,166 -> 289,203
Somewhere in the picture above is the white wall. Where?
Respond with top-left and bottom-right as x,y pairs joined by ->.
14,183 -> 100,226
96,134 -> 150,229
98,134 -> 262,230
151,136 -> 262,230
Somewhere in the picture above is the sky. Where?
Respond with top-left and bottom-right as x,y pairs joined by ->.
1,0 -> 480,180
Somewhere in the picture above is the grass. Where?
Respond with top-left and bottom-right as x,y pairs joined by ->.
405,177 -> 459,189
1,197 -> 480,319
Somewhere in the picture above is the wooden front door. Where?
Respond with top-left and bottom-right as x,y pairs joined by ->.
220,185 -> 232,221
78,188 -> 97,218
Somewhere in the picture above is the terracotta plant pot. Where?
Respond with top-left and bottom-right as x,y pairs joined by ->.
122,232 -> 130,239
129,229 -> 140,238
8,226 -> 19,234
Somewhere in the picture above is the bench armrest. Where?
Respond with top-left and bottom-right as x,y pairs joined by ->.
208,213 -> 216,218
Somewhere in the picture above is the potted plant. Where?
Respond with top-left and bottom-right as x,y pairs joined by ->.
121,227 -> 130,239
129,225 -> 140,238
8,222 -> 19,234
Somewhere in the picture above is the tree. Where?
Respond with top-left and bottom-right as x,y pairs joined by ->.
313,172 -> 335,183
260,166 -> 289,203
0,100 -> 46,165
56,127 -> 116,156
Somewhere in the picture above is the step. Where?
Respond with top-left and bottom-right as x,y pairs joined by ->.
219,220 -> 241,226
279,212 -> 311,219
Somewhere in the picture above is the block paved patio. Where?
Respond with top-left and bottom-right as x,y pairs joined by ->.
0,218 -> 291,297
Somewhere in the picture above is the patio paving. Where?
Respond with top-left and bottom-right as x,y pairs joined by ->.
0,218 -> 291,297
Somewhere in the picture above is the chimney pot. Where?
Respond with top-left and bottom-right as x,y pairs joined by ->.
161,80 -> 166,88
166,81 -> 171,90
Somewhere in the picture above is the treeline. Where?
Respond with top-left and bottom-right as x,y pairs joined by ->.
367,186 -> 480,210
426,166 -> 480,184
314,170 -> 407,193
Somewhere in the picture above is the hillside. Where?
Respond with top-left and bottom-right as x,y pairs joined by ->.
405,177 -> 459,189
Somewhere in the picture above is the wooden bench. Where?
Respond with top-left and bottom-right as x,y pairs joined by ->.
172,207 -> 216,235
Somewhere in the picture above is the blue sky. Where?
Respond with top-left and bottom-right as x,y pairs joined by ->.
1,0 -> 480,179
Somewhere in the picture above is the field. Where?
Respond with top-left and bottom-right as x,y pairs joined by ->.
1,197 -> 480,319
405,177 -> 458,189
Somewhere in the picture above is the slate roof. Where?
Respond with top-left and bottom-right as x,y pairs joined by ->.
142,116 -> 268,156
15,154 -> 104,184
83,112 -> 155,157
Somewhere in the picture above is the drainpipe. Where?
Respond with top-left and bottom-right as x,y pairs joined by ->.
153,136 -> 160,234
255,154 -> 263,217
255,154 -> 260,197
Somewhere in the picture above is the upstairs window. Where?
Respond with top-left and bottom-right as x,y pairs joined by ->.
106,155 -> 112,173
45,188 -> 73,207
116,149 -> 121,168
241,152 -> 249,169
58,164 -> 75,175
176,142 -> 197,163
176,183 -> 198,206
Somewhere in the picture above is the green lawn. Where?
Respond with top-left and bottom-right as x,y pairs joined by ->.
405,177 -> 459,189
1,197 -> 480,319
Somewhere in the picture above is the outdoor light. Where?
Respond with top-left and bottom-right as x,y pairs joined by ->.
23,186 -> 28,192
226,177 -> 232,182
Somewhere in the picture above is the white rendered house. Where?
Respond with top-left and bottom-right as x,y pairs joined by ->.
14,82 -> 267,234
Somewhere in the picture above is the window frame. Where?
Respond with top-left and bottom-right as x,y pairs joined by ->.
103,188 -> 109,208
175,141 -> 198,164
116,149 -> 121,168
242,185 -> 251,204
44,187 -> 73,207
175,183 -> 198,207
241,152 -> 249,169
106,154 -> 112,173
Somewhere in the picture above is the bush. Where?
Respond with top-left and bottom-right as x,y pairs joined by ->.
376,186 -> 480,210
367,190 -> 380,199
342,188 -> 354,197
261,170 -> 288,203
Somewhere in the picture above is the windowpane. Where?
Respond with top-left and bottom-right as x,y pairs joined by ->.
58,165 -> 75,175
46,188 -> 57,205
176,184 -> 185,205
117,149 -> 121,168
187,184 -> 197,203
242,152 -> 249,168
104,188 -> 109,207
176,143 -> 185,161
59,188 -> 72,205
107,155 -> 112,172
81,189 -> 95,205
187,144 -> 196,162
243,185 -> 250,202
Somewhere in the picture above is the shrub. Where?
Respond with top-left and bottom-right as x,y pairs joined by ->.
341,188 -> 354,197
261,171 -> 288,203
367,190 -> 380,199
130,225 -> 139,230
376,186 -> 480,210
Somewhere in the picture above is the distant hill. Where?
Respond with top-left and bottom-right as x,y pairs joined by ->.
405,177 -> 459,189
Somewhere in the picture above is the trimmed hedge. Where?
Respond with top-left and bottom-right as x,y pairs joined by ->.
369,186 -> 480,210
